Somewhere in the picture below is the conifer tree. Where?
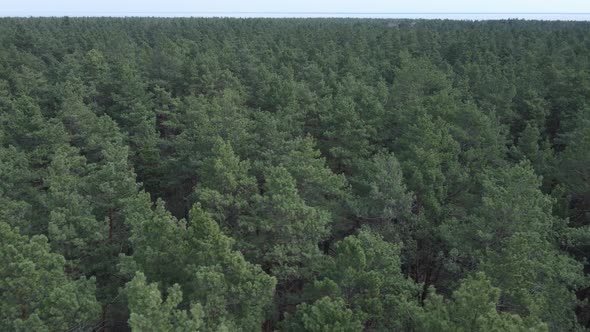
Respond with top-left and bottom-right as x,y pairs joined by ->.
126,272 -> 221,332
125,197 -> 276,330
0,222 -> 100,332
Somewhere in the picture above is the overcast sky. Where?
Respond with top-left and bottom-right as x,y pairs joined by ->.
2,0 -> 590,16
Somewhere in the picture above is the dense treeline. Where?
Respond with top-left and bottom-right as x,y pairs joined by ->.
0,17 -> 589,331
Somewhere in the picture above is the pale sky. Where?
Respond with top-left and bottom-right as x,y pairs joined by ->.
2,0 -> 590,16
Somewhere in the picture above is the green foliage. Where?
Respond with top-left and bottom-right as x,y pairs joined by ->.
45,145 -> 106,275
1,17 -> 589,331
317,94 -> 372,174
558,110 -> 590,227
125,197 -> 276,330
308,229 -> 422,330
193,138 -> 258,231
350,152 -> 414,237
444,162 -> 587,329
419,273 -> 547,332
0,222 -> 100,331
241,166 -> 331,282
395,114 -> 463,219
265,136 -> 349,212
511,122 -> 554,183
481,232 -> 585,330
126,272 -> 226,332
283,297 -> 363,332
0,146 -> 35,232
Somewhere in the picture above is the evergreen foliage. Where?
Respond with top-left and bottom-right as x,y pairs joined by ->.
0,17 -> 589,330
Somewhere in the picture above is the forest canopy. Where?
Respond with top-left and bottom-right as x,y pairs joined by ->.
0,17 -> 589,331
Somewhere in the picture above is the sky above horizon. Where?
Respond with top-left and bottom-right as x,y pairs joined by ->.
2,0 -> 590,16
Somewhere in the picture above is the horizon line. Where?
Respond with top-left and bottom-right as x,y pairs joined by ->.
2,11 -> 590,14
